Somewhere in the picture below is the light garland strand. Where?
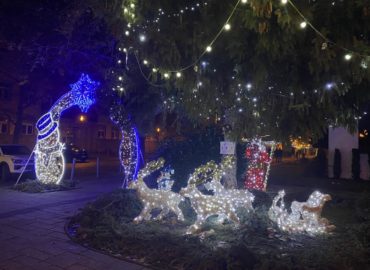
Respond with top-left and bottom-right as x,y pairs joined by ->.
286,0 -> 370,60
129,0 -> 242,88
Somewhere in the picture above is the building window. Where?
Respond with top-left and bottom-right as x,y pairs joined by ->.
0,122 -> 8,134
111,128 -> 120,140
0,85 -> 11,100
97,126 -> 106,139
22,124 -> 33,135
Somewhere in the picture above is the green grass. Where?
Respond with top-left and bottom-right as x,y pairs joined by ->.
13,179 -> 76,193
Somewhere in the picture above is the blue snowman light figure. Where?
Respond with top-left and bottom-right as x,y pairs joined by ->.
157,166 -> 175,191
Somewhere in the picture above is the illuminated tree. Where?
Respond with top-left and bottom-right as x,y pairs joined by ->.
97,0 -> 370,142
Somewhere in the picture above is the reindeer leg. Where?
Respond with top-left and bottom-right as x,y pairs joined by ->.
172,205 -> 185,221
227,212 -> 240,225
134,204 -> 151,223
187,218 -> 205,234
156,207 -> 169,220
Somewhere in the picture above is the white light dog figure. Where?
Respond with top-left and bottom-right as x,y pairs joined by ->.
269,190 -> 335,234
129,158 -> 185,223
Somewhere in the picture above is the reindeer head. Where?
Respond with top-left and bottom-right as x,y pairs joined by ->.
128,158 -> 165,190
307,191 -> 332,206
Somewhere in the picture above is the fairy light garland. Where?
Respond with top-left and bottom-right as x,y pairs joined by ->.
284,0 -> 370,67
129,158 -> 185,223
34,74 -> 99,184
268,190 -> 335,234
116,0 -> 368,123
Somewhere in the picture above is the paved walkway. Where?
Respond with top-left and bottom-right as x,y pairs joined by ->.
0,177 -> 149,270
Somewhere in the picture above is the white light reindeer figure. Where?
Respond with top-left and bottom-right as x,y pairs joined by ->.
204,156 -> 254,212
268,190 -> 335,234
180,161 -> 240,234
35,74 -> 99,184
129,158 -> 185,223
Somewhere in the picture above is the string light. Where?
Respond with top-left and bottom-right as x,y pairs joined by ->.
269,190 -> 335,234
299,21 -> 307,29
139,34 -> 146,42
287,0 -> 370,64
130,0 -> 241,85
35,74 -> 99,184
176,72 -> 182,78
281,0 -> 288,4
344,53 -> 352,61
129,159 -> 185,223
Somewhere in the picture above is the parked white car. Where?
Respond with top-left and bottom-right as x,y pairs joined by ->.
0,145 -> 34,181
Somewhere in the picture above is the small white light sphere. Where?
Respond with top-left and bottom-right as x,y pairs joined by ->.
164,73 -> 170,79
344,54 -> 352,61
176,72 -> 182,78
139,34 -> 146,42
143,59 -> 148,65
241,0 -> 248,4
224,23 -> 231,31
300,21 -> 307,29
206,46 -> 212,52
281,0 -> 288,4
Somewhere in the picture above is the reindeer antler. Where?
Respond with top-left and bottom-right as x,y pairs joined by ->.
188,161 -> 218,186
137,158 -> 165,181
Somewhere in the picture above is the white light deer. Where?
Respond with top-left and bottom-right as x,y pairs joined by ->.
179,160 -> 240,234
204,156 -> 254,212
129,158 -> 184,223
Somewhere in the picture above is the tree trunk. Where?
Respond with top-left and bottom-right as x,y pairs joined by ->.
222,130 -> 237,189
12,84 -> 24,144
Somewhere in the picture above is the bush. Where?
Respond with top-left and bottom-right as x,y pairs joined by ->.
333,148 -> 341,179
153,127 -> 223,191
